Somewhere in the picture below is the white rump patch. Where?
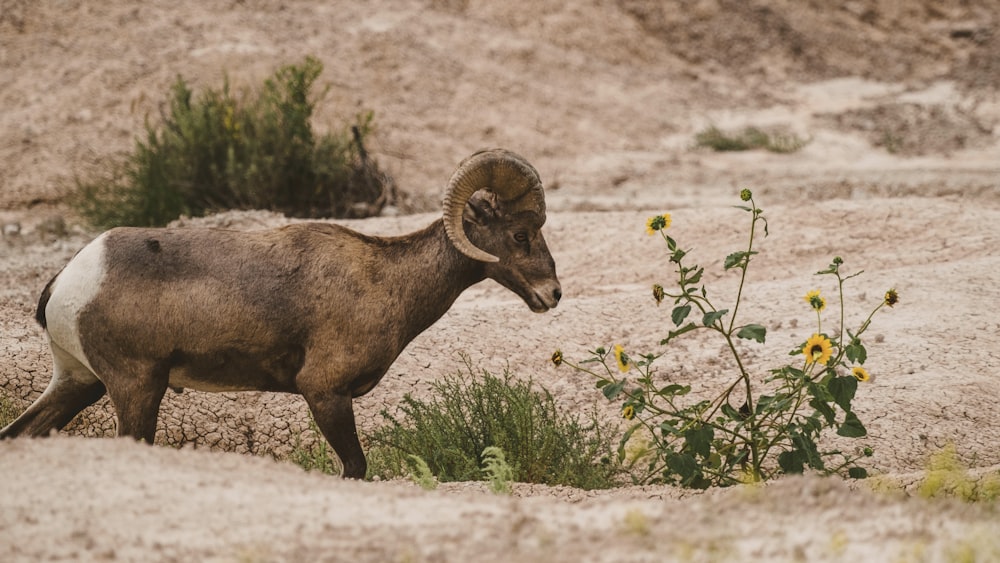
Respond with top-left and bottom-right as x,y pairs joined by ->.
45,232 -> 109,375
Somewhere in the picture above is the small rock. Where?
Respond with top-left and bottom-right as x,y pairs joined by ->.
3,222 -> 22,238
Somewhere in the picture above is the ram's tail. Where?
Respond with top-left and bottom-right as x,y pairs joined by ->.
35,272 -> 59,329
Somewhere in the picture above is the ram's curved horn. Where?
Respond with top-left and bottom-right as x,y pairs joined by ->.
442,149 -> 545,262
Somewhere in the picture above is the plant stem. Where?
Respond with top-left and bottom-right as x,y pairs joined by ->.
837,270 -> 845,345
727,200 -> 760,335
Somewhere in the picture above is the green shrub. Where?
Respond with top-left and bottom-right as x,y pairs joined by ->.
695,125 -> 808,153
73,57 -> 394,228
366,359 -> 621,490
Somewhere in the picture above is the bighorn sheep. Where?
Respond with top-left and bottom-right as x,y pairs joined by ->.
0,148 -> 561,479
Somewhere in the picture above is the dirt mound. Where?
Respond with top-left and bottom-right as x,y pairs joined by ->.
822,102 -> 995,155
620,0 -> 997,85
3,437 -> 998,562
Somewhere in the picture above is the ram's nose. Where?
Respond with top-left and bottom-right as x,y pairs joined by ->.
531,281 -> 561,312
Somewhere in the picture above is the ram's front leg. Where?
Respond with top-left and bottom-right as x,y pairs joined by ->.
300,385 -> 366,479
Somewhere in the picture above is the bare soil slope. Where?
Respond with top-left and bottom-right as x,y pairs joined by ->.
2,1 -> 999,560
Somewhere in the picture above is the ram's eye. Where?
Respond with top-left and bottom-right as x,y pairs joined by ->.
513,232 -> 529,244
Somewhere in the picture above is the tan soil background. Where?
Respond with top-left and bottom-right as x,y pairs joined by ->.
2,1 -> 1000,561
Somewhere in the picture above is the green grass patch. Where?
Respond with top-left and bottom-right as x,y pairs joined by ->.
0,391 -> 23,429
365,360 -> 621,490
480,446 -> 515,494
695,125 -> 808,153
73,56 -> 394,228
404,455 -> 439,491
918,443 -> 1000,502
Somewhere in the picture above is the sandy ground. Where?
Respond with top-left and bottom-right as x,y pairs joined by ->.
2,1 -> 1000,561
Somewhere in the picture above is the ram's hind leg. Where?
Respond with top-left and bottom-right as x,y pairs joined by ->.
0,343 -> 107,439
101,359 -> 170,444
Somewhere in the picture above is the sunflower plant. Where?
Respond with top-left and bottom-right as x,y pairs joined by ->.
556,190 -> 897,488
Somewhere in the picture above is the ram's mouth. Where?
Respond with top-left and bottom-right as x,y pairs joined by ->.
526,288 -> 560,313
528,301 -> 551,313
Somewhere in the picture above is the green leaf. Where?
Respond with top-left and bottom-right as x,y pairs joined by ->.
846,342 -> 867,364
848,466 -> 868,479
724,251 -> 758,270
789,432 -> 825,471
837,411 -> 867,437
665,235 -> 677,251
658,384 -> 691,397
660,322 -> 698,345
666,452 -> 700,483
684,425 -> 714,459
602,380 -> 625,401
774,366 -> 807,382
815,260 -> 840,275
702,309 -> 728,327
721,403 -> 742,421
809,396 -> 837,425
686,267 -> 704,285
724,251 -> 746,270
736,324 -> 766,343
828,376 -> 858,413
787,367 -> 807,379
801,415 -> 823,435
671,305 -> 691,326
754,395 -> 771,415
670,249 -> 686,263
778,449 -> 807,474
807,381 -> 832,403
616,424 -> 640,461
659,420 -> 680,436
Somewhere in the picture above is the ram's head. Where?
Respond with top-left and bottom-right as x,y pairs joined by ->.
442,149 -> 561,312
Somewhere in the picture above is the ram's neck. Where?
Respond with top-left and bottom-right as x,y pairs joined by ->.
383,219 -> 486,341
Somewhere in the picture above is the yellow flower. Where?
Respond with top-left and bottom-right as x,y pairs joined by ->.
645,214 -> 671,235
551,350 -> 563,367
851,366 -> 870,382
802,334 -> 833,366
613,344 -> 629,373
652,284 -> 664,306
622,405 -> 635,420
804,289 -> 826,312
884,288 -> 899,307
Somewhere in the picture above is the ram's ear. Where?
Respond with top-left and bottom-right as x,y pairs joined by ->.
463,190 -> 500,226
